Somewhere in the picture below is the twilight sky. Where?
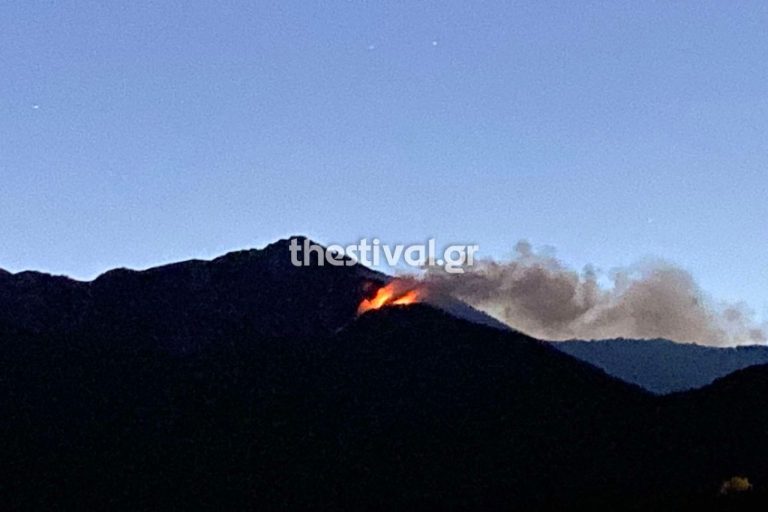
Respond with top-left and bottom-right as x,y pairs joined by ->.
1,1 -> 767,320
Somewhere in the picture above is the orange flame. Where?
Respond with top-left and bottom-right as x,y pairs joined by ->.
357,282 -> 422,315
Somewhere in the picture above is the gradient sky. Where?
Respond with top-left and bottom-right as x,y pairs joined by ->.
2,1 -> 767,319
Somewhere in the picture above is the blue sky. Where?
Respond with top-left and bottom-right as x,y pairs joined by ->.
1,1 -> 767,319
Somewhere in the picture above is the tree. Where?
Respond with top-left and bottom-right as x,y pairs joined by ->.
719,476 -> 753,495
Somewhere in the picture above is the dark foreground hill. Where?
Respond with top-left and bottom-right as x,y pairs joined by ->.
553,338 -> 768,394
2,304 -> 657,510
3,240 -> 768,510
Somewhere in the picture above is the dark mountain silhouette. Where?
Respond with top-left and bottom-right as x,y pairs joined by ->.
3,238 -> 768,510
0,238 -> 504,350
0,238 -> 383,350
553,338 -> 768,394
1,305 -> 659,510
647,363 -> 768,510
662,362 -> 768,476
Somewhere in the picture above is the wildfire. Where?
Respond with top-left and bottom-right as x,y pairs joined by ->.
357,282 -> 423,315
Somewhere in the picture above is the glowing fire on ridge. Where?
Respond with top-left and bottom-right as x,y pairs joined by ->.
357,282 -> 423,315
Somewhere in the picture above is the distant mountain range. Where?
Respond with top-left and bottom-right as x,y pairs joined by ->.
4,237 -> 768,509
552,338 -> 768,394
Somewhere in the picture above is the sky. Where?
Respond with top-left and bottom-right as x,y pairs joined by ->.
1,1 -> 767,320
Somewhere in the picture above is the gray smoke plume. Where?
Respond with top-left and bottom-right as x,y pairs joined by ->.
424,241 -> 766,346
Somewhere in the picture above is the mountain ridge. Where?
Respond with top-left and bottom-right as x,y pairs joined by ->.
5,237 -> 768,508
553,338 -> 768,393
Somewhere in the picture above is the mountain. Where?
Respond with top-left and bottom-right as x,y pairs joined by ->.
0,237 -> 383,350
0,237 -> 505,349
652,363 -> 768,509
552,338 -> 768,394
3,238 -> 768,510
316,305 -> 662,510
2,303 -> 661,510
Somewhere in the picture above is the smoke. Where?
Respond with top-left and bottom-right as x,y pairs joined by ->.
424,241 -> 766,346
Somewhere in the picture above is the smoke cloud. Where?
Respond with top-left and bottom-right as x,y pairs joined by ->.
424,241 -> 766,346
